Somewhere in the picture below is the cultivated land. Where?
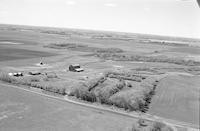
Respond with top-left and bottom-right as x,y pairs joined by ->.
0,83 -> 136,131
149,75 -> 200,126
0,24 -> 200,130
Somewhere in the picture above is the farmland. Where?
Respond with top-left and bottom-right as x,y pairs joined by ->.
0,24 -> 200,130
0,83 -> 137,131
0,44 -> 55,61
148,75 -> 200,126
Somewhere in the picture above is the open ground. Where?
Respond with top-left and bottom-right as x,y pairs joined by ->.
0,24 -> 199,130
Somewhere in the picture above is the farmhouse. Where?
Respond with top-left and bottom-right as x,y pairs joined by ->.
69,64 -> 84,72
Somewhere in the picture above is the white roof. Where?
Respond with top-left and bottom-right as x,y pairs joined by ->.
72,64 -> 80,66
75,68 -> 84,71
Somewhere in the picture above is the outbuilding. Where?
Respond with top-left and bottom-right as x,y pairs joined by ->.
69,64 -> 84,72
28,71 -> 41,75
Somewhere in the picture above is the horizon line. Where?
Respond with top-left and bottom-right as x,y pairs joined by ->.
0,23 -> 199,40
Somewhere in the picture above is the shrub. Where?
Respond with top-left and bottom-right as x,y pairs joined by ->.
43,72 -> 58,81
137,119 -> 147,127
86,76 -> 106,91
45,43 -> 124,54
69,83 -> 96,102
149,122 -> 174,131
96,85 -> 121,104
95,53 -> 200,66
130,123 -> 140,131
126,82 -> 132,88
46,72 -> 58,78
104,71 -> 143,82
109,76 -> 158,112
0,71 -> 66,95
109,89 -> 146,111
127,121 -> 174,131
28,76 -> 40,82
116,79 -> 126,89
95,48 -> 123,53
68,71 -> 158,111
30,82 -> 66,95
0,72 -> 16,83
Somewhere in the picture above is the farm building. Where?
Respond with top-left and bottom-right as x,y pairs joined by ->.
8,72 -> 23,77
69,64 -> 84,72
28,71 -> 41,75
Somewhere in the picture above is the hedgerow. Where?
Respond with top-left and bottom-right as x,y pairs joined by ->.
44,43 -> 124,53
0,72 -> 66,95
95,53 -> 200,66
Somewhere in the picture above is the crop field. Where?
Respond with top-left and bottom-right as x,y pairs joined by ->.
0,83 -> 138,131
148,75 -> 200,126
0,44 -> 55,61
0,24 -> 200,130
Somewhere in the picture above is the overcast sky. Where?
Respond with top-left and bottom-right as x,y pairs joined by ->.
0,0 -> 199,38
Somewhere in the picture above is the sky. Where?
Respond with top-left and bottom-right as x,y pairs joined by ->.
0,0 -> 199,38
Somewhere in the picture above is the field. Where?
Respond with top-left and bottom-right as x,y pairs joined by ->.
0,24 -> 200,130
148,75 -> 200,126
0,83 -> 137,131
0,44 -> 55,61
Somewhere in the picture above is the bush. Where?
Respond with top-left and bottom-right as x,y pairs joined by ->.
130,123 -> 140,131
116,79 -> 126,89
109,89 -> 146,111
149,122 -> 174,131
95,48 -> 123,53
109,76 -> 158,112
46,72 -> 58,78
28,76 -> 41,82
30,82 -> 66,95
69,76 -> 126,104
68,71 -> 158,111
69,83 -> 96,102
104,71 -> 143,82
45,43 -> 124,54
96,85 -> 121,104
95,53 -> 200,66
43,72 -> 58,81
86,76 -> 106,91
126,82 -> 132,88
127,120 -> 174,131
0,72 -> 16,83
0,71 -> 66,95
